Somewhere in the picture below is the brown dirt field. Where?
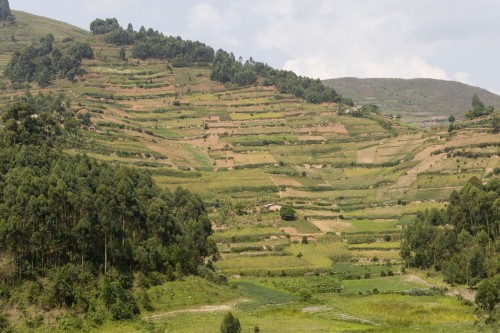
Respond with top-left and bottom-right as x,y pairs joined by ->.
269,175 -> 303,187
391,145 -> 447,189
444,132 -> 499,146
298,135 -> 325,141
280,227 -> 299,236
316,124 -> 348,134
215,159 -> 235,168
233,152 -> 277,165
310,220 -> 354,233
357,146 -> 378,163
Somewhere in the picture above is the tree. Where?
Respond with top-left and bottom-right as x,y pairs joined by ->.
220,312 -> 241,333
0,0 -> 14,23
466,94 -> 494,119
118,47 -> 127,61
280,204 -> 296,221
476,276 -> 500,311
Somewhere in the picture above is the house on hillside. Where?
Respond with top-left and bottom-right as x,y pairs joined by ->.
262,203 -> 282,212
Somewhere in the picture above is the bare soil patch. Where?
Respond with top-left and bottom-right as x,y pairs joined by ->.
269,175 -> 303,187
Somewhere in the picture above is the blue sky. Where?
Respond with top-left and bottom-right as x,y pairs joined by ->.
12,0 -> 500,94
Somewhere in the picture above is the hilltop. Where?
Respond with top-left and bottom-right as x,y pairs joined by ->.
0,10 -> 88,68
323,77 -> 500,126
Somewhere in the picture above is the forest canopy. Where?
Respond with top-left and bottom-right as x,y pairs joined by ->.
401,177 -> 500,288
0,99 -> 217,321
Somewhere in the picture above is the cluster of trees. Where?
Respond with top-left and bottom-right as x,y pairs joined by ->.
401,177 -> 500,309
3,34 -> 93,87
90,18 -> 343,104
0,0 -> 15,24
0,101 -> 217,320
90,18 -> 214,63
465,94 -> 495,119
210,49 -> 341,104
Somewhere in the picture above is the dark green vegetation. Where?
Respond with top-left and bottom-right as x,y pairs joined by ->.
4,34 -> 93,87
324,77 -> 500,126
90,17 -> 214,64
0,0 -> 14,24
402,177 -> 500,321
220,312 -> 241,333
0,101 -> 216,328
211,49 -> 341,104
0,9 -> 498,333
401,177 -> 499,285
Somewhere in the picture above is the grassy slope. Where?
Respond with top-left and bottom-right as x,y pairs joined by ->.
323,77 -> 500,126
0,10 -> 88,68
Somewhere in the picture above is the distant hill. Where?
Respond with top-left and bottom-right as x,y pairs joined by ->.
0,10 -> 88,69
323,77 -> 500,126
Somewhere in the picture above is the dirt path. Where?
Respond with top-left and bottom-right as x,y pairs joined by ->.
145,299 -> 247,320
391,145 -> 445,189
405,274 -> 476,302
404,274 -> 432,287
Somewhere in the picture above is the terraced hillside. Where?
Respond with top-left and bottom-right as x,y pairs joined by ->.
1,39 -> 499,227
1,14 -> 499,333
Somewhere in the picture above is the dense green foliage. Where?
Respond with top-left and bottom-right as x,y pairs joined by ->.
401,177 -> 500,288
476,275 -> 500,312
90,18 -> 214,63
280,204 -> 296,221
210,49 -> 340,104
465,94 -> 495,119
220,312 -> 241,333
3,34 -> 93,87
0,100 -> 216,321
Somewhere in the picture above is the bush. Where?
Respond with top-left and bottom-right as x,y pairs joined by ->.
280,204 -> 296,221
220,312 -> 241,333
298,290 -> 312,302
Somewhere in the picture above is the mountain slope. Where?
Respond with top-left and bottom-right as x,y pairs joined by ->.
0,10 -> 88,68
323,77 -> 500,126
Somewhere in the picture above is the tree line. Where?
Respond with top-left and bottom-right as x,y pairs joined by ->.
465,94 -> 495,119
90,18 -> 214,63
210,49 -> 341,104
401,177 -> 500,312
0,100 -> 217,321
91,18 -> 343,105
3,34 -> 93,87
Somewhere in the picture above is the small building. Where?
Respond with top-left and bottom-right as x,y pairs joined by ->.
263,203 -> 282,212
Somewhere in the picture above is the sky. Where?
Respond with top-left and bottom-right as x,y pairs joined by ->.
11,0 -> 500,94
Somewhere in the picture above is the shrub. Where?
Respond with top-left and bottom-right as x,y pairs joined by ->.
280,204 -> 296,221
220,312 -> 241,333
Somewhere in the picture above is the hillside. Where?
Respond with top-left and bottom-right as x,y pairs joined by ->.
323,77 -> 500,126
0,10 -> 88,68
0,11 -> 499,333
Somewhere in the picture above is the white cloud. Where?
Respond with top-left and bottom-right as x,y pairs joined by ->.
454,72 -> 469,84
188,2 -> 241,46
254,0 -> 451,80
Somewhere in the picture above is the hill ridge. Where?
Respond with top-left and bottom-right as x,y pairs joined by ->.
323,77 -> 500,126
